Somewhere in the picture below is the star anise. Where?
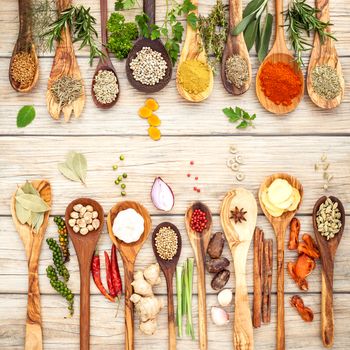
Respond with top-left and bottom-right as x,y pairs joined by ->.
230,206 -> 247,224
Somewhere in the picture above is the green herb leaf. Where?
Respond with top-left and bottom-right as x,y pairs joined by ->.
258,13 -> 273,62
243,0 -> 267,18
255,18 -> 261,53
237,120 -> 249,129
15,201 -> 31,225
17,105 -> 36,128
181,0 -> 197,14
223,106 -> 256,129
21,181 -> 40,196
244,19 -> 259,51
232,12 -> 255,35
187,12 -> 198,29
58,163 -> 81,182
16,194 -> 50,212
58,151 -> 87,185
72,152 -> 87,184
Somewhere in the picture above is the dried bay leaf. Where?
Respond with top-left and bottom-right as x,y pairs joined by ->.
72,152 -> 87,184
15,201 -> 31,224
31,212 -> 44,233
58,162 -> 81,182
16,193 -> 50,212
22,181 -> 39,195
58,151 -> 87,185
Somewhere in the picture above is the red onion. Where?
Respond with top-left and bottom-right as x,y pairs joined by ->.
151,177 -> 174,211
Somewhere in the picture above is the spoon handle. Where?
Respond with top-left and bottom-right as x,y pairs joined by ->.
144,0 -> 156,26
321,265 -> 335,347
124,262 -> 135,350
229,0 -> 243,30
274,0 -> 286,47
166,275 -> 176,350
100,0 -> 108,49
17,0 -> 33,46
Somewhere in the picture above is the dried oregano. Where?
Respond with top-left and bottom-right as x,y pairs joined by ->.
58,151 -> 87,185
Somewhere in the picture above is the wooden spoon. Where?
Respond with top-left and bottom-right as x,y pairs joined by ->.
107,201 -> 152,350
176,0 -> 213,102
258,173 -> 303,350
46,0 -> 85,122
221,0 -> 252,95
307,0 -> 344,109
91,0 -> 119,108
220,188 -> 257,350
9,0 -> 39,92
256,0 -> 304,115
152,222 -> 182,350
11,180 -> 51,350
65,198 -> 104,350
125,0 -> 172,93
312,196 -> 345,348
185,201 -> 212,350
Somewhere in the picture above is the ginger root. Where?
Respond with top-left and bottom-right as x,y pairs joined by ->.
131,270 -> 153,297
144,263 -> 161,286
132,295 -> 164,322
140,318 -> 158,335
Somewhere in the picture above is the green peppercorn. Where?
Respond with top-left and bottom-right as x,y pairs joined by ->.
120,154 -> 125,160
121,191 -> 126,196
121,183 -> 126,189
112,164 -> 118,170
115,179 -> 120,185
118,175 -> 123,181
122,173 -> 127,178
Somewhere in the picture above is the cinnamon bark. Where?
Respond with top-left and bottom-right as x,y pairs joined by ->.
262,239 -> 273,324
253,227 -> 264,328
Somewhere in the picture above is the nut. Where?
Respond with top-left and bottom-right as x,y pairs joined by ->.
68,218 -> 76,227
92,211 -> 98,219
86,205 -> 93,212
92,219 -> 100,230
73,204 -> 83,211
77,219 -> 87,228
79,207 -> 87,217
73,225 -> 80,233
87,224 -> 94,231
84,212 -> 93,221
80,227 -> 89,235
70,211 -> 79,219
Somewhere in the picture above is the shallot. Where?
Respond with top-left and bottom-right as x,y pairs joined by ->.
211,306 -> 229,326
151,177 -> 174,211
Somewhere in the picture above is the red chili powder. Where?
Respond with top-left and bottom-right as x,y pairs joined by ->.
259,62 -> 302,106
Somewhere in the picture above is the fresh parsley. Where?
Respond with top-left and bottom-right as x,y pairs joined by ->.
223,106 -> 256,129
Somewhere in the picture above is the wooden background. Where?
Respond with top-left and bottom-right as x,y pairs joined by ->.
0,0 -> 349,349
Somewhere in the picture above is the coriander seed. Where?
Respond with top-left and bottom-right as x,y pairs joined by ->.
155,226 -> 178,260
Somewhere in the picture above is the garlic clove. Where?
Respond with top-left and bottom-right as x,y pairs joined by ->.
217,289 -> 233,307
211,306 -> 229,326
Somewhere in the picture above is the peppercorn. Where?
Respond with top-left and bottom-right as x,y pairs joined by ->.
121,183 -> 126,189
121,191 -> 126,196
54,216 -> 70,262
115,179 -> 120,185
122,173 -> 127,178
190,209 -> 208,233
47,238 -> 70,282
118,175 -> 123,182
120,155 -> 125,160
112,164 -> 118,170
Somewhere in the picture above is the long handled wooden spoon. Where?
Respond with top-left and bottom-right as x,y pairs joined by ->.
256,0 -> 304,115
9,0 -> 39,92
307,0 -> 344,109
221,188 -> 257,350
221,0 -> 251,95
313,196 -> 345,348
258,173 -> 303,350
91,0 -> 119,108
107,201 -> 152,350
11,180 -> 51,350
46,0 -> 85,121
176,0 -> 213,102
152,222 -> 182,350
185,201 -> 212,350
65,198 -> 104,350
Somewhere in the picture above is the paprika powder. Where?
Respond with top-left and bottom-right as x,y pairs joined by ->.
259,61 -> 302,106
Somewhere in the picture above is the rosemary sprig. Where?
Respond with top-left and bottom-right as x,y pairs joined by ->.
43,6 -> 103,65
284,0 -> 336,67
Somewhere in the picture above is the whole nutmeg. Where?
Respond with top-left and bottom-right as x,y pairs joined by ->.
207,232 -> 225,258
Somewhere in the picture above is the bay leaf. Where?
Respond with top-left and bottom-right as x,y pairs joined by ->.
16,193 -> 50,212
58,163 -> 81,182
66,151 -> 78,170
72,152 -> 87,184
22,181 -> 39,195
31,212 -> 44,233
15,201 -> 31,224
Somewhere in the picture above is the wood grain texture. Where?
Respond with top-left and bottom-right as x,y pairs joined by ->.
313,196 -> 346,348
221,188 -> 257,350
65,198 -> 104,350
185,201 -> 213,350
46,0 -> 85,121
10,180 -> 51,350
259,174 -> 303,350
307,0 -> 345,109
107,201 -> 152,350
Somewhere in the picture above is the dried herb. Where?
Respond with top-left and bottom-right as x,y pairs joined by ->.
17,105 -> 36,128
50,76 -> 82,108
225,55 -> 249,88
230,207 -> 247,224
197,0 -> 228,69
43,5 -> 103,65
223,106 -> 256,129
311,65 -> 341,100
58,151 -> 87,185
233,0 -> 273,62
284,0 -> 336,67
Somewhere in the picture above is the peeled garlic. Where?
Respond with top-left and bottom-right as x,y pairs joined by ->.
217,289 -> 232,307
211,306 -> 229,326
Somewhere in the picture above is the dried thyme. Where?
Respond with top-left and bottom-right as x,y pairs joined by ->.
225,55 -> 249,88
51,76 -> 82,108
311,65 -> 341,100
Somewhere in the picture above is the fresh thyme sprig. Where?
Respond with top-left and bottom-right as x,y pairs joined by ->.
43,6 -> 103,65
284,0 -> 336,67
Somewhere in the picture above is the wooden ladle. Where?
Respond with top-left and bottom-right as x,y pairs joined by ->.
125,0 -> 172,93
312,196 -> 345,348
46,0 -> 85,122
220,188 -> 257,350
258,173 -> 303,350
107,201 -> 152,350
307,0 -> 344,109
221,0 -> 252,95
65,198 -> 104,350
11,180 -> 51,350
152,222 -> 182,350
256,0 -> 304,115
9,0 -> 39,92
91,0 -> 119,108
185,201 -> 212,350
176,0 -> 213,102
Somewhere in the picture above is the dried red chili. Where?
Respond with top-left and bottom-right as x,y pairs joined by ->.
190,208 -> 208,233
91,251 -> 115,302
104,250 -> 117,297
110,244 -> 122,299
298,234 -> 320,259
290,295 -> 314,322
288,218 -> 300,250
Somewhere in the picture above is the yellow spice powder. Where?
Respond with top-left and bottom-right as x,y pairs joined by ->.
177,60 -> 211,94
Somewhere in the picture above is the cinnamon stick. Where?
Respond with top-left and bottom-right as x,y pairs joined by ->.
253,227 -> 264,328
262,239 -> 273,324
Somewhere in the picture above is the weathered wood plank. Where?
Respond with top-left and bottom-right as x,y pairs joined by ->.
0,293 -> 349,349
0,216 -> 349,294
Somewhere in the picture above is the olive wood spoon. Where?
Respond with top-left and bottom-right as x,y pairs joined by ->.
107,201 -> 152,350
307,0 -> 344,109
221,188 -> 257,350
176,0 -> 213,102
185,201 -> 212,350
152,222 -> 182,350
221,0 -> 251,95
125,0 -> 172,93
256,0 -> 304,115
9,0 -> 39,92
65,198 -> 104,350
91,0 -> 119,108
11,180 -> 51,350
258,173 -> 303,350
312,196 -> 345,348
46,0 -> 85,122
